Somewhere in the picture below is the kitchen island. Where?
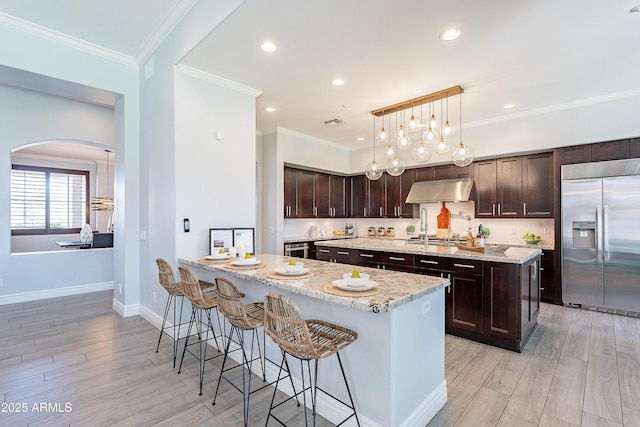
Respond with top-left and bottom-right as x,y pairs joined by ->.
314,238 -> 542,352
180,253 -> 449,427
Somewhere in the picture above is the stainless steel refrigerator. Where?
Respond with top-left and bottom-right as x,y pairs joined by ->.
562,158 -> 640,314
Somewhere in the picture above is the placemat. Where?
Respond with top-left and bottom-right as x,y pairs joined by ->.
197,257 -> 233,264
320,282 -> 382,297
223,262 -> 267,270
266,271 -> 314,280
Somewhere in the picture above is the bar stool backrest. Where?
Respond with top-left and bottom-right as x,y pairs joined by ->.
215,277 -> 256,330
263,291 -> 319,360
156,258 -> 182,296
178,266 -> 211,308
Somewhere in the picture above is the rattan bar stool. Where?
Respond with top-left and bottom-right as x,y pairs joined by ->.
263,291 -> 360,427
155,258 -> 186,368
212,277 -> 272,426
177,265 -> 225,395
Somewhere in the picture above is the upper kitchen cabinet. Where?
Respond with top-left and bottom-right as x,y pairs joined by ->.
385,170 -> 416,218
284,167 -> 348,218
474,153 -> 553,218
368,175 -> 385,218
350,174 -> 368,217
522,152 -> 554,217
591,139 -> 630,162
557,144 -> 591,165
415,163 -> 473,182
631,138 -> 640,158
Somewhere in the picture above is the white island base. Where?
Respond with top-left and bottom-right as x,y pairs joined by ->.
181,255 -> 447,427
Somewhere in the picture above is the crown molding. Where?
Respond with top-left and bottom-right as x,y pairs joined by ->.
0,12 -> 136,68
176,64 -> 262,97
465,87 -> 640,129
134,0 -> 198,66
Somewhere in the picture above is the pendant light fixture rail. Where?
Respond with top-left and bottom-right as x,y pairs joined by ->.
370,85 -> 464,117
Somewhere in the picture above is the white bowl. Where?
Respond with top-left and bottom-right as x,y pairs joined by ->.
208,252 -> 228,259
343,272 -> 370,287
238,257 -> 259,265
283,262 -> 304,273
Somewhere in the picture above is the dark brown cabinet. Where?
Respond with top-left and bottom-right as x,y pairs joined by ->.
540,249 -> 559,304
350,174 -> 367,217
284,167 -> 348,218
350,172 -> 416,218
353,249 -> 414,272
591,139 -> 629,162
522,152 -> 554,217
368,175 -> 385,218
385,171 -> 416,218
475,154 -> 553,218
315,246 -> 354,264
557,144 -> 591,165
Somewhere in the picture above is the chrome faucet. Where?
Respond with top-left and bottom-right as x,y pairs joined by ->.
420,207 -> 429,250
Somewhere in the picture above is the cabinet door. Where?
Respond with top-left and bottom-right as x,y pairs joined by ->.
540,250 -> 558,303
284,167 -> 298,217
297,170 -> 316,217
483,262 -> 518,341
384,174 -> 401,217
591,139 -> 630,161
350,175 -> 367,217
447,273 -> 484,335
630,138 -> 640,158
368,176 -> 385,218
330,175 -> 347,217
496,157 -> 523,216
558,145 -> 591,165
400,170 -> 416,218
415,167 -> 433,181
433,164 -> 453,180
522,152 -> 553,217
474,160 -> 497,217
314,172 -> 331,217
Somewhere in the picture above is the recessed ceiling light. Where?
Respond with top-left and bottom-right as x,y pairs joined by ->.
356,137 -> 365,141
260,41 -> 277,53
263,106 -> 276,112
439,28 -> 462,41
331,79 -> 345,86
502,104 -> 516,109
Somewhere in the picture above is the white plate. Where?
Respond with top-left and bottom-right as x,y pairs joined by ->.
333,279 -> 378,292
205,254 -> 230,260
273,267 -> 310,276
231,259 -> 260,266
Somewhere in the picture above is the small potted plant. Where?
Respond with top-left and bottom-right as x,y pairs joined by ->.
405,225 -> 415,236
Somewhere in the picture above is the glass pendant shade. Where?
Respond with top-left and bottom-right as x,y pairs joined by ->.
408,114 -> 418,131
429,113 -> 440,129
412,140 -> 432,163
424,126 -> 439,143
386,156 -> 405,176
397,134 -> 412,150
434,136 -> 451,155
365,159 -> 384,180
376,126 -> 387,143
384,143 -> 396,159
452,142 -> 474,167
397,124 -> 406,139
441,120 -> 455,138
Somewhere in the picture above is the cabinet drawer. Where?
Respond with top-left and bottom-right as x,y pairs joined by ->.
380,252 -> 414,267
354,250 -> 380,267
415,255 -> 448,271
449,259 -> 483,275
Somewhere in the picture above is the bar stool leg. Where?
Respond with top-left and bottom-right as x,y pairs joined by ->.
171,295 -> 184,368
177,307 -> 196,374
155,294 -> 173,353
336,352 -> 360,427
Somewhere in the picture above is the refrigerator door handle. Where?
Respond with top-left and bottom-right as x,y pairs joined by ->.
596,205 -> 603,263
603,204 -> 610,263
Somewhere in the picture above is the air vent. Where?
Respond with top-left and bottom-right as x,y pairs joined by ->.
324,118 -> 345,127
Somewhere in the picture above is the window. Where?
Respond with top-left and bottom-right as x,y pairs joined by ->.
11,165 -> 89,235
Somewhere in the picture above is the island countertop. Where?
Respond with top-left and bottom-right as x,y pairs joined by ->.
314,237 -> 542,264
179,253 -> 448,314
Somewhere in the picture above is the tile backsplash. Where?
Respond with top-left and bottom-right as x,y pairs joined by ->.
284,201 -> 555,247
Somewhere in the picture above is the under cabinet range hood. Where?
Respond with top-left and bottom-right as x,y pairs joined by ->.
405,177 -> 473,203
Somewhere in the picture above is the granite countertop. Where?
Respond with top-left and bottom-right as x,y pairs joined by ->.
314,237 -> 542,264
283,235 -> 356,244
179,253 -> 448,314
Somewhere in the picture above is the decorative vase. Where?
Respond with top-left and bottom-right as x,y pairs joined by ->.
80,224 -> 93,244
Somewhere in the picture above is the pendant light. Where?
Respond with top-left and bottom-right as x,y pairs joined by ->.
423,101 -> 440,143
397,111 -> 412,150
412,104 -> 432,163
386,113 -> 405,176
376,112 -> 388,143
365,116 -> 384,180
452,92 -> 474,167
441,96 -> 456,138
91,150 -> 114,211
407,104 -> 418,132
433,100 -> 451,154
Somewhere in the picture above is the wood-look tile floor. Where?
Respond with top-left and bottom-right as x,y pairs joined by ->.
1,291 -> 639,426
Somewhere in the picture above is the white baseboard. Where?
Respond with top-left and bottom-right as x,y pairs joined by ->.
398,380 -> 447,427
112,298 -> 140,317
0,281 -> 114,305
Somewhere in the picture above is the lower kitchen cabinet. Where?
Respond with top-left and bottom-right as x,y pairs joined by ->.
316,246 -> 354,264
540,249 -> 559,304
415,254 -> 540,352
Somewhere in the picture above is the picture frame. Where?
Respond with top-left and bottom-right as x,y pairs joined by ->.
233,228 -> 255,254
209,228 -> 233,255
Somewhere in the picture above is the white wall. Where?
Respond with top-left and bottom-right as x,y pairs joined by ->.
261,127 -> 352,254
0,24 -> 139,305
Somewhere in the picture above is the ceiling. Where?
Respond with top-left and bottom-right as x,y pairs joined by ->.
2,0 -> 640,155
